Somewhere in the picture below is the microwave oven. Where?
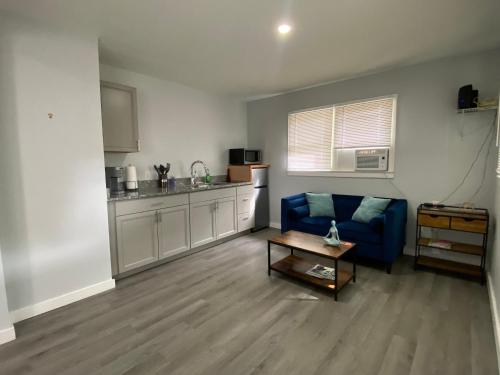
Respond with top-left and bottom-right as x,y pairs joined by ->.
229,148 -> 262,165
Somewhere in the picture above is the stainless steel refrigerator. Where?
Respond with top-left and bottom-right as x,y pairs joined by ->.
252,167 -> 269,231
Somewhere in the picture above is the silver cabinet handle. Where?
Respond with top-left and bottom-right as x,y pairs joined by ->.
242,217 -> 248,221
158,212 -> 162,222
242,198 -> 249,202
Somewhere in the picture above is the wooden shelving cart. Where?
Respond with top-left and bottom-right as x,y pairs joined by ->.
415,204 -> 489,283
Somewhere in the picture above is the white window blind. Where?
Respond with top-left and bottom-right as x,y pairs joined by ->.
288,107 -> 333,170
334,97 -> 395,149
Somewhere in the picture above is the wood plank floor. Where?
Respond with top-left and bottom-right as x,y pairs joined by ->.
0,228 -> 497,375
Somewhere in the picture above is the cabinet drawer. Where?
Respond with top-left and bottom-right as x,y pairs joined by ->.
238,212 -> 255,232
418,214 -> 450,229
236,184 -> 254,196
190,187 -> 236,203
450,217 -> 487,233
237,193 -> 254,214
116,194 -> 189,216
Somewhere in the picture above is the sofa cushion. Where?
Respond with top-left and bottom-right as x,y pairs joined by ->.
337,220 -> 383,244
295,216 -> 332,236
306,193 -> 335,217
332,195 -> 363,222
352,197 -> 391,224
289,205 -> 309,220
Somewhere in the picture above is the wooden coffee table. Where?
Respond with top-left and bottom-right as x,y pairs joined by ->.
267,230 -> 356,301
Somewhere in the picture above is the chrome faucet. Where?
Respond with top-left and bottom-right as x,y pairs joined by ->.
190,160 -> 210,185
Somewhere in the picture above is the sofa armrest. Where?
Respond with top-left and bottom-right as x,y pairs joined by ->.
281,198 -> 290,232
281,193 -> 307,233
382,200 -> 408,263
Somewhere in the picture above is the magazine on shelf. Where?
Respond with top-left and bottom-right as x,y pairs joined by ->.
427,239 -> 452,249
306,264 -> 336,280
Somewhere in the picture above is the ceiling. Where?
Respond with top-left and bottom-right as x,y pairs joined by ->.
2,0 -> 500,98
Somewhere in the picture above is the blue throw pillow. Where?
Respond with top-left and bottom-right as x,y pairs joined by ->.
352,197 -> 391,224
306,193 -> 335,217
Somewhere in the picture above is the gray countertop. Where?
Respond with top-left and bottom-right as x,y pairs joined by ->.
108,181 -> 253,202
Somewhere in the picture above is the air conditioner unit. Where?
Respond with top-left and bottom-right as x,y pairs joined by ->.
355,148 -> 389,171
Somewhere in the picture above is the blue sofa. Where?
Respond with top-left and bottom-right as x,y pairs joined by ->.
281,193 -> 407,273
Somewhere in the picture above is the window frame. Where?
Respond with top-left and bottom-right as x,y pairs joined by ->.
287,94 -> 398,179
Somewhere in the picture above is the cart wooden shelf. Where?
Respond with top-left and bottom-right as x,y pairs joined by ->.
415,204 -> 489,283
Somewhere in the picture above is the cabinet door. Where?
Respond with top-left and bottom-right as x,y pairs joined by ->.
216,197 -> 237,239
158,205 -> 190,259
238,212 -> 255,232
190,200 -> 217,248
116,211 -> 158,273
100,81 -> 139,152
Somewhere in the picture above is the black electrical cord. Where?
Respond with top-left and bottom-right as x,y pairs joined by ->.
440,113 -> 497,204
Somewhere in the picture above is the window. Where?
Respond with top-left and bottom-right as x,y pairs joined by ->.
287,95 -> 397,176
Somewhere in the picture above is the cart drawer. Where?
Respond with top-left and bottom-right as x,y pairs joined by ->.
418,214 -> 450,229
450,217 -> 487,233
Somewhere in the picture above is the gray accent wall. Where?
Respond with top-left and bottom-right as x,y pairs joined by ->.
247,49 -> 500,260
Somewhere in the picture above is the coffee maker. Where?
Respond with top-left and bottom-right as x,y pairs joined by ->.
105,167 -> 126,194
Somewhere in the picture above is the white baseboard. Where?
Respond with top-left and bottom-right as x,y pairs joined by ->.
269,222 -> 281,229
0,326 -> 15,345
487,272 -> 500,371
10,279 -> 115,323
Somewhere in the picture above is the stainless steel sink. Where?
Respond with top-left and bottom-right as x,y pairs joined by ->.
210,182 -> 230,186
179,181 -> 230,191
189,184 -> 210,190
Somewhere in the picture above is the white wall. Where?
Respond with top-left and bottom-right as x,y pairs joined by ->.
100,64 -> 247,180
0,17 -> 114,319
247,49 -> 500,260
488,177 -> 500,367
0,246 -> 15,344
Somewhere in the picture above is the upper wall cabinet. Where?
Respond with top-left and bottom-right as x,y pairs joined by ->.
100,81 -> 139,153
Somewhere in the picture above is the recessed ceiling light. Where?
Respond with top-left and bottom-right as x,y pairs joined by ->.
278,24 -> 291,34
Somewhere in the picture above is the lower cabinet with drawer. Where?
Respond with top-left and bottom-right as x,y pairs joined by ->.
108,185 -> 254,278
109,194 -> 191,275
190,188 -> 238,248
236,189 -> 255,232
415,204 -> 489,284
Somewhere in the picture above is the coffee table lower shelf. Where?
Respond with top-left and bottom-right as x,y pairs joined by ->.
270,255 -> 353,292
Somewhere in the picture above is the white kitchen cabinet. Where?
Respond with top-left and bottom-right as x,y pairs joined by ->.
216,197 -> 237,239
236,190 -> 255,232
101,81 -> 139,153
237,193 -> 254,216
190,200 -> 217,248
158,205 -> 190,259
116,211 -> 159,273
109,187 -> 248,277
189,191 -> 238,247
